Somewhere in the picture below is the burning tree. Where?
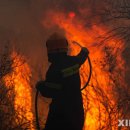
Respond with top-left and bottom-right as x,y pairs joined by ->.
0,44 -> 34,130
41,0 -> 130,129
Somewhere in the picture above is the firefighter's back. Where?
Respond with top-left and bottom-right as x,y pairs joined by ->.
41,33 -> 89,130
45,54 -> 84,130
61,55 -> 84,130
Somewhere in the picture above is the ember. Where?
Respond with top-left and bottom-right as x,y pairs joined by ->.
69,12 -> 76,18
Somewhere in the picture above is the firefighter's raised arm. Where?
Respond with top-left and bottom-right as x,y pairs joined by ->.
76,47 -> 89,66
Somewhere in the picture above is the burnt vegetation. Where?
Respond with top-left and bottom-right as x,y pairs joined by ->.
100,0 -> 130,42
81,0 -> 130,129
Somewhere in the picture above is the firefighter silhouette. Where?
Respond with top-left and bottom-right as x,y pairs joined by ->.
36,33 -> 89,130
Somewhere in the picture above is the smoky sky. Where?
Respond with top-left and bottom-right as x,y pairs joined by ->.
0,0 -> 102,65
0,0 -> 130,81
0,0 -> 124,50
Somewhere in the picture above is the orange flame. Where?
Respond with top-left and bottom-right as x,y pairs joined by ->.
3,10 -> 126,130
4,51 -> 34,129
42,11 -> 126,130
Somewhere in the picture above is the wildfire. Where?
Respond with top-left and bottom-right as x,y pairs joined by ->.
4,51 -> 34,129
2,9 -> 126,130
42,11 -> 126,130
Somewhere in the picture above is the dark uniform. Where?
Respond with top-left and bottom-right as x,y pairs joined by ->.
37,48 -> 88,130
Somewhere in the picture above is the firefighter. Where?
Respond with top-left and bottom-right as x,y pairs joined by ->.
36,33 -> 89,130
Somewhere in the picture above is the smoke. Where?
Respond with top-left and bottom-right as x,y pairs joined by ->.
0,0 -> 130,88
0,0 -> 49,80
1,0 -> 130,129
0,0 -> 86,78
0,0 -> 109,53
0,0 -> 129,88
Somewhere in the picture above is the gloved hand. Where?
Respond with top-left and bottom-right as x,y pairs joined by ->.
82,47 -> 89,54
36,80 -> 45,91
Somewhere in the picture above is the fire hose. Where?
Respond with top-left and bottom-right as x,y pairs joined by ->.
35,42 -> 92,130
35,90 -> 40,130
72,41 -> 92,91
80,56 -> 92,90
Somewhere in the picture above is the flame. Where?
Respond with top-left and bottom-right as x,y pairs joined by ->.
4,51 -> 34,129
42,11 -> 126,130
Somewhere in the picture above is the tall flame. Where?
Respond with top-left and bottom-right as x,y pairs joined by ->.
42,11 -> 126,130
4,51 -> 34,129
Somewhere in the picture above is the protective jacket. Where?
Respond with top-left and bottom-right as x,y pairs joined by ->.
37,48 -> 88,130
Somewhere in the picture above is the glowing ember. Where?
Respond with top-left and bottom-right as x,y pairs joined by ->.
42,11 -> 126,130
69,12 -> 76,18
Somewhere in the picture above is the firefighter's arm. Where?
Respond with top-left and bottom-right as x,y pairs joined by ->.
36,80 -> 51,98
36,80 -> 45,93
76,47 -> 89,65
36,80 -> 62,98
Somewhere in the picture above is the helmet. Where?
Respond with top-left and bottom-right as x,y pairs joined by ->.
46,33 -> 68,54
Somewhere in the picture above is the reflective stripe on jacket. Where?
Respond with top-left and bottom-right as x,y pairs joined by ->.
44,82 -> 62,90
61,64 -> 80,78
